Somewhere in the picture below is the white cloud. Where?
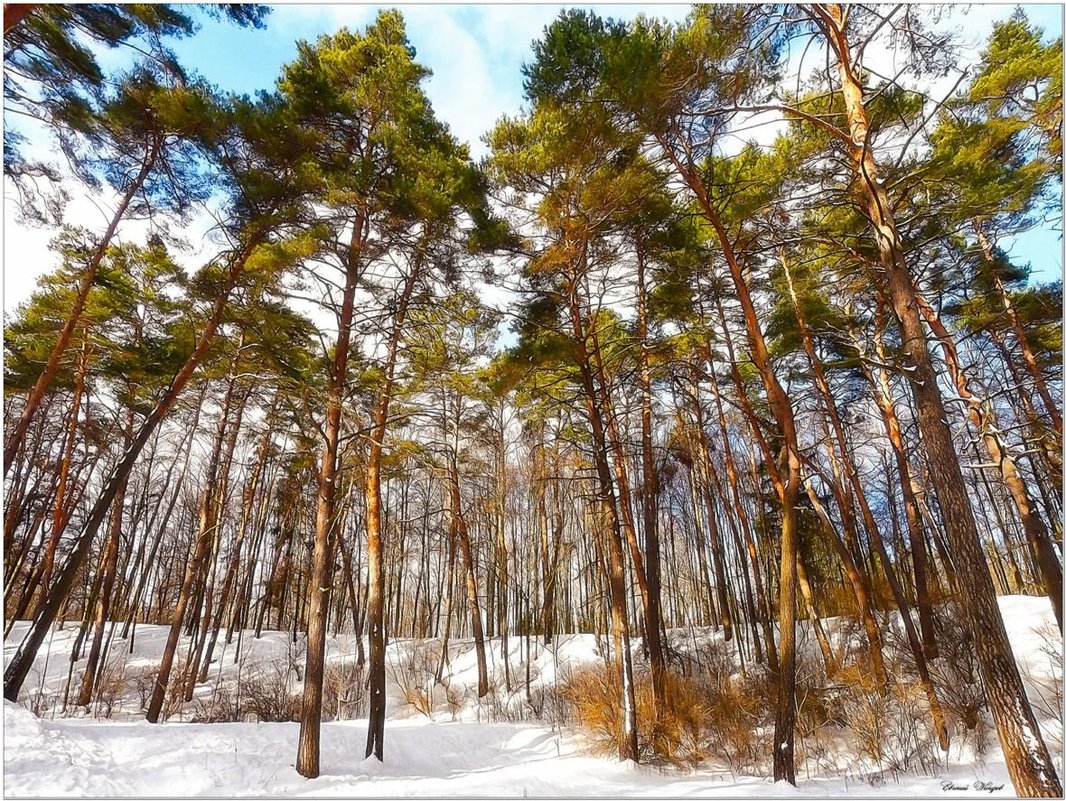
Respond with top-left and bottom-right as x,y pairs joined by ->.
404,8 -> 501,159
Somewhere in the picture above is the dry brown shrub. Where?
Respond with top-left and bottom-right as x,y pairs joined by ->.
161,656 -> 190,720
90,656 -> 129,719
239,661 -> 302,722
1021,619 -> 1063,755
191,687 -> 240,722
831,653 -> 943,778
704,666 -> 772,774
387,644 -> 437,717
132,667 -> 160,711
560,664 -> 711,767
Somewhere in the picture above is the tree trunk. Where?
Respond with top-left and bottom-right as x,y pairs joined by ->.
198,398 -> 274,681
975,222 -> 1062,442
797,552 -> 836,676
297,215 -> 363,777
365,266 -> 419,762
683,233 -> 801,782
781,256 -> 946,745
858,318 -> 939,657
146,366 -> 239,722
3,3 -> 37,33
36,341 -> 89,612
814,7 -> 1061,792
706,365 -> 777,669
635,240 -> 668,727
567,260 -> 639,763
75,413 -> 133,706
447,459 -> 488,697
914,291 -> 1063,631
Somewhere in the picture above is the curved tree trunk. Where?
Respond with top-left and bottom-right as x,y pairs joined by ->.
146,365 -> 239,723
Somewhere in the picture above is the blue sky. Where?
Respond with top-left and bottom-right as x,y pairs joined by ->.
4,3 -> 1064,312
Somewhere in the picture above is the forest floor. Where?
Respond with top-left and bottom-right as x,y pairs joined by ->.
4,595 -> 1061,798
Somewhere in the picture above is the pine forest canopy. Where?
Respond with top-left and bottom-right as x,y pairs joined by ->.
1,3 -> 1063,796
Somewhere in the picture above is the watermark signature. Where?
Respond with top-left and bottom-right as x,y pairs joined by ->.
941,780 -> 1006,793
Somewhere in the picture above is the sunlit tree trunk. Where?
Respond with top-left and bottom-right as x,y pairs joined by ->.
366,266 -> 419,762
297,212 -> 365,778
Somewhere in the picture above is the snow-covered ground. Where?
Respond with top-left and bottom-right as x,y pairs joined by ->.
4,596 -> 1062,798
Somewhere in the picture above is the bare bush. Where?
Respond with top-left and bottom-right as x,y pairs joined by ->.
1023,620 -> 1063,755
89,655 -> 129,719
323,658 -> 367,720
928,602 -> 990,756
132,668 -> 160,712
192,687 -> 240,722
241,661 -> 302,722
387,642 -> 438,718
833,660 -> 941,779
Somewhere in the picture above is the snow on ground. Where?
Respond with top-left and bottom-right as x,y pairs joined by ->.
0,700 -> 1021,798
3,595 -> 1062,798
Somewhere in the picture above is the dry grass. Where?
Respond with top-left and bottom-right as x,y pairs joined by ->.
832,660 -> 942,777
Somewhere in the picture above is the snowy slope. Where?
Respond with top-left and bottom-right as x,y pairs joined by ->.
3,596 -> 1061,798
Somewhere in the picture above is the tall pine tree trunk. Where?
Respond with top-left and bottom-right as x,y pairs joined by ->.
297,219 -> 363,778
814,6 -> 1061,792
568,262 -> 639,763
365,266 -> 419,762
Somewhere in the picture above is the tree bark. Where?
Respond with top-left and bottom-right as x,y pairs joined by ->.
567,257 -> 639,763
974,222 -> 1062,442
297,212 -> 364,778
75,412 -> 133,707
915,291 -> 1063,631
634,240 -> 667,727
365,265 -> 419,762
447,458 -> 489,697
3,3 -> 36,33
